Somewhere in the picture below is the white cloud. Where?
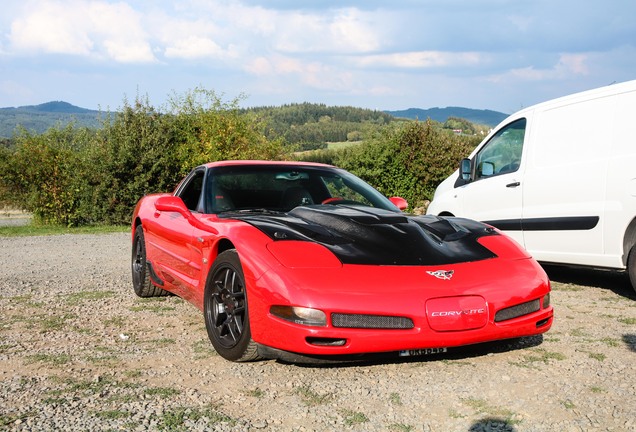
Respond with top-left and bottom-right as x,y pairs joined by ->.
491,53 -> 590,83
8,0 -> 155,63
356,51 -> 483,69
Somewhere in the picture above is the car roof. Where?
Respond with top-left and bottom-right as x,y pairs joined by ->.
203,160 -> 336,169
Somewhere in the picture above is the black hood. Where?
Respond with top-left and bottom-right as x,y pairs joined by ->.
230,205 -> 498,265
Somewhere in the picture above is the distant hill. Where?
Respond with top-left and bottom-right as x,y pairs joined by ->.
385,107 -> 508,127
0,101 -> 102,138
0,100 -> 509,140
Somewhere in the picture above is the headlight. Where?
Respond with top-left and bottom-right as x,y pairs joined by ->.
543,293 -> 551,309
270,306 -> 327,327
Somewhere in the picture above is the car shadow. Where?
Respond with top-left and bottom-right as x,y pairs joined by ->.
541,264 -> 636,301
623,334 -> 636,353
277,335 -> 544,368
468,417 -> 518,432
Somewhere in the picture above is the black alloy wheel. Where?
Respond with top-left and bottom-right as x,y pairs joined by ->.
204,249 -> 260,361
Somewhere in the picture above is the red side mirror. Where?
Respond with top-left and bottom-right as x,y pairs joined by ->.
154,196 -> 190,216
389,196 -> 408,211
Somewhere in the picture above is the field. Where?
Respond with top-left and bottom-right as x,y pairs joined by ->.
1,232 -> 635,431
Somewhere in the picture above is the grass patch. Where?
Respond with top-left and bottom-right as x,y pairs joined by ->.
245,388 -> 265,398
562,400 -> 575,409
9,295 -> 42,307
511,348 -> 566,368
0,341 -> 17,354
63,290 -> 115,304
463,398 -> 521,425
588,352 -> 606,362
103,316 -> 126,327
389,424 -> 414,432
618,317 -> 636,325
569,327 -> 588,337
38,313 -> 78,332
295,385 -> 334,406
26,353 -> 71,366
340,409 -> 369,426
600,337 -> 620,347
124,369 -> 143,379
0,224 -> 129,237
145,338 -> 176,348
129,297 -> 177,314
42,396 -> 68,405
158,406 -> 235,431
0,412 -> 34,427
192,340 -> 216,358
589,386 -> 605,393
389,392 -> 403,406
145,387 -> 181,398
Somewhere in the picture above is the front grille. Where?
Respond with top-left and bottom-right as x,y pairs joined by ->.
331,313 -> 414,329
495,299 -> 541,322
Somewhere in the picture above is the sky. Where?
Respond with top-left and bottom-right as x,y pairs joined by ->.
1,0 -> 635,114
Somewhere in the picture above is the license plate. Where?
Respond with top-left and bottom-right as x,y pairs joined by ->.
398,347 -> 447,357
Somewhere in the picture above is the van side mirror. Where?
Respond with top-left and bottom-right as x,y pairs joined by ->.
460,158 -> 472,181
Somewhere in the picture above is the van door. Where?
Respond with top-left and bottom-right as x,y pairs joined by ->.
462,118 -> 527,246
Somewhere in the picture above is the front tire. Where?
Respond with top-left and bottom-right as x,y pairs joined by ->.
204,250 -> 260,362
131,226 -> 169,298
628,244 -> 636,294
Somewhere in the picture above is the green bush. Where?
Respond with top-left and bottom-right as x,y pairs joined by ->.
334,120 -> 479,209
0,89 -> 285,226
0,92 -> 481,226
0,125 -> 93,226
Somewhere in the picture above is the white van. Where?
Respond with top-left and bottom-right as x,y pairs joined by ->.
427,80 -> 636,292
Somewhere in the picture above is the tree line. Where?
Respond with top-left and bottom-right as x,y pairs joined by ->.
0,89 -> 480,226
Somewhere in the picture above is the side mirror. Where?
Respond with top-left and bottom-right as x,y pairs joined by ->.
155,196 -> 191,217
155,195 -> 219,234
460,158 -> 472,181
389,196 -> 408,211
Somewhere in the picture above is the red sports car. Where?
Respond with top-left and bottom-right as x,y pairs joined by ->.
131,160 -> 553,362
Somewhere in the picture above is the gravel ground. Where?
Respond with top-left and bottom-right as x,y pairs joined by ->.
1,232 -> 635,432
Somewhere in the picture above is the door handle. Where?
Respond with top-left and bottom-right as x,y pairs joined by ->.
506,181 -> 521,188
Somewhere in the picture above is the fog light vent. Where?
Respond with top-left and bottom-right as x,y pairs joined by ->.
306,337 -> 346,346
331,313 -> 414,329
495,299 -> 540,322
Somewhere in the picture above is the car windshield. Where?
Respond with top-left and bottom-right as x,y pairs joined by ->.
205,165 -> 398,214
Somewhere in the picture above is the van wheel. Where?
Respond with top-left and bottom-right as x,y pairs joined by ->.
629,245 -> 636,294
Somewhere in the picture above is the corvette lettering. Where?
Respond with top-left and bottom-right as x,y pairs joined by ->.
431,309 -> 485,317
426,270 -> 454,280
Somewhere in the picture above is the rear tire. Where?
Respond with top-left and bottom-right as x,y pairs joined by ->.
628,245 -> 636,294
131,226 -> 169,297
204,249 -> 261,362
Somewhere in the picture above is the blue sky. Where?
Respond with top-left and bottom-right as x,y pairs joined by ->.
1,0 -> 635,114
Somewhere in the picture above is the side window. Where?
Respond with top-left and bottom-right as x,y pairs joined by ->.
178,170 -> 204,212
321,176 -> 372,206
475,118 -> 526,180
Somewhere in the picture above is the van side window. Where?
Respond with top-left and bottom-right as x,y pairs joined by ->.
475,118 -> 526,179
